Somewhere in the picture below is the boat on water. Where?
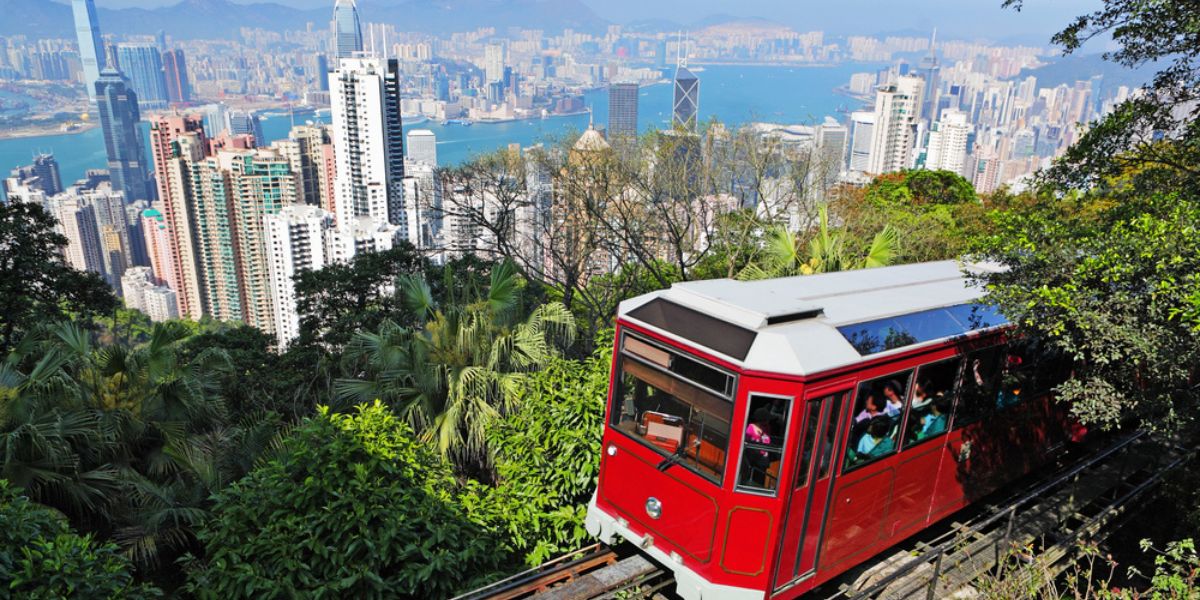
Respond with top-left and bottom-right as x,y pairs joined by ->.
444,118 -> 473,126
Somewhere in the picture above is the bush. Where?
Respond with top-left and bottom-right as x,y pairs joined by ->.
479,341 -> 612,565
182,402 -> 506,599
0,480 -> 160,599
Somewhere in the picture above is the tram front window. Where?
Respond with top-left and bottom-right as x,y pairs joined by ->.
612,336 -> 734,484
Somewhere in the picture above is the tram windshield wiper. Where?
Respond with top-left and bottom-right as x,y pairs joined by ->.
656,443 -> 689,472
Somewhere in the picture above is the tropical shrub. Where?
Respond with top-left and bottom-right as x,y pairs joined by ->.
183,402 -> 507,599
0,480 -> 160,599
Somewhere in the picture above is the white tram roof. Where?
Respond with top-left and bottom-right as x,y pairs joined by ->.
618,260 -> 1008,377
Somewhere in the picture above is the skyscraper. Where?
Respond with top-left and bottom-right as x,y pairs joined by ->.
226,110 -> 265,146
162,49 -> 191,104
95,68 -> 153,202
332,0 -> 363,60
867,75 -> 925,174
672,61 -> 699,132
608,82 -> 639,141
71,0 -> 106,105
116,44 -> 170,110
406,129 -> 437,166
848,111 -> 876,173
331,56 -> 406,231
49,195 -> 103,275
815,117 -> 849,187
919,30 -> 941,121
5,153 -> 62,200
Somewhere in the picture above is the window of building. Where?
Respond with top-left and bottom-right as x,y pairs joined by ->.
844,370 -> 912,472
904,358 -> 962,447
611,333 -> 735,484
736,394 -> 792,494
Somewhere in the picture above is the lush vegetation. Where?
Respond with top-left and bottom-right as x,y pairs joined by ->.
3,1 -> 1199,594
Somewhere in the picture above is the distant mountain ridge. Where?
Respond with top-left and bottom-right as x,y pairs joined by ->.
0,0 -> 607,39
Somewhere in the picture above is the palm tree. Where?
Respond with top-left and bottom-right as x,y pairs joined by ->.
739,205 -> 899,279
336,261 -> 575,469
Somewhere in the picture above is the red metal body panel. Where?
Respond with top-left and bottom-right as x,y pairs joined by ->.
593,321 -> 1066,600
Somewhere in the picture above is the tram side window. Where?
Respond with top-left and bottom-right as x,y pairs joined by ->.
737,395 -> 791,493
955,346 -> 1005,426
904,358 -> 962,446
793,401 -> 822,489
611,352 -> 734,484
844,371 -> 912,472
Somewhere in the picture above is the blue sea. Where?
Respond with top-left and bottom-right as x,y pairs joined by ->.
0,64 -> 871,201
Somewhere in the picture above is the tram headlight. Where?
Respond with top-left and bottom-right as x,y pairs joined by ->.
645,496 -> 662,519
606,444 -> 617,457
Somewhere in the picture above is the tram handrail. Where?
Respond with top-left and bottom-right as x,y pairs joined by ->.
831,429 -> 1179,600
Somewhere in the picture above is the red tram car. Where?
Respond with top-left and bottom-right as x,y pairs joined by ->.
584,261 -> 1072,600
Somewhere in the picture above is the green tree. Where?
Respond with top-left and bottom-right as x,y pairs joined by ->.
740,205 -> 898,279
0,480 -> 160,599
182,402 -> 506,599
336,262 -> 575,470
0,201 -> 116,356
293,243 -> 429,349
479,340 -> 612,565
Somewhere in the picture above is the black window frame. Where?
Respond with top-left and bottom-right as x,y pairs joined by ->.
735,392 -> 794,497
841,368 -> 913,474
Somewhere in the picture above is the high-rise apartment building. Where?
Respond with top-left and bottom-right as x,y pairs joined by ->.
925,109 -> 971,176
332,0 -> 363,60
265,205 -> 332,347
330,56 -> 406,232
4,153 -> 62,201
162,49 -> 191,104
71,0 -> 106,105
274,125 -> 335,208
116,44 -> 169,110
815,118 -> 849,187
49,195 -> 103,275
226,110 -> 265,147
140,207 -> 174,286
142,286 -> 179,322
149,115 -> 208,319
95,68 -> 154,203
867,75 -> 924,174
484,43 -> 505,83
608,82 -> 639,141
406,129 -> 437,166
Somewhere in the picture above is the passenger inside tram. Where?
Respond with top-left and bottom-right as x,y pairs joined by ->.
856,417 -> 896,457
905,359 -> 960,445
742,407 -> 775,487
916,396 -> 951,439
882,380 -> 905,416
854,392 -> 886,423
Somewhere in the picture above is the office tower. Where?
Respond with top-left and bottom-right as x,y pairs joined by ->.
672,59 -> 699,132
162,49 -> 191,104
919,30 -> 941,121
608,82 -> 639,141
274,124 -> 334,208
867,75 -> 925,174
5,153 -> 62,201
848,111 -> 876,173
141,207 -> 174,286
407,129 -> 437,166
484,44 -> 505,83
116,44 -> 169,110
332,0 -> 363,60
150,115 -> 208,319
401,161 -> 440,250
815,117 -> 849,186
71,0 -> 106,105
315,53 -> 330,91
265,205 -> 332,347
95,68 -> 154,202
49,195 -> 103,275
331,57 -> 406,231
226,110 -> 264,146
925,109 -> 972,176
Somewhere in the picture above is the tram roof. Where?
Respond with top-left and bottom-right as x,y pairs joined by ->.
618,260 -> 1008,377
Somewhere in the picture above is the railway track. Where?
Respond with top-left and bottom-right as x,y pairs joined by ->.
458,430 -> 1190,600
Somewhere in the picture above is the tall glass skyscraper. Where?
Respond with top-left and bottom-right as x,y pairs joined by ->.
332,0 -> 364,60
608,82 -> 640,141
162,49 -> 191,104
95,68 -> 153,203
672,64 -> 699,132
71,0 -> 106,105
116,44 -> 169,110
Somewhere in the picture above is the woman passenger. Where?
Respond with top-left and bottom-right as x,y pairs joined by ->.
883,380 -> 905,417
855,392 -> 885,423
856,416 -> 895,458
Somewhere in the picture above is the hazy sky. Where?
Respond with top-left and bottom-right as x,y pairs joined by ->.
89,0 -> 1104,43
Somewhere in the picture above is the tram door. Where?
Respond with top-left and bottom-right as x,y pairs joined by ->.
772,390 -> 850,591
